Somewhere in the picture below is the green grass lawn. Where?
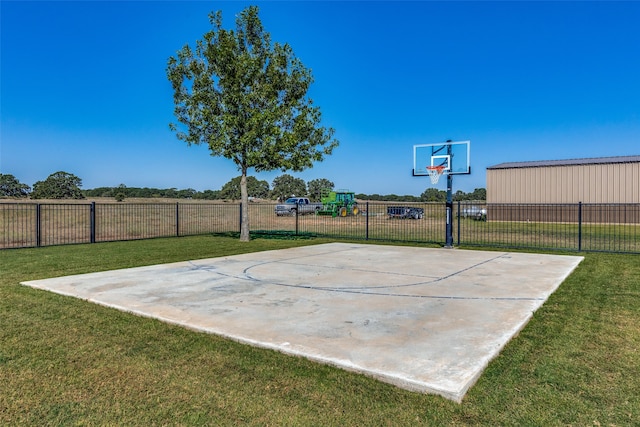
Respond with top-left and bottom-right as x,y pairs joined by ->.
1,236 -> 639,425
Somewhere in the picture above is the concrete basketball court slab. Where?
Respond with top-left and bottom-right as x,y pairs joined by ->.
22,243 -> 583,402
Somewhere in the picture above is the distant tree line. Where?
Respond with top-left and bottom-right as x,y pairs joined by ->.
357,188 -> 486,203
1,171 -> 85,200
84,185 -> 199,200
1,172 -> 486,202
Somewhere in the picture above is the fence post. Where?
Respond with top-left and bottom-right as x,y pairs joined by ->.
36,203 -> 41,247
176,202 -> 180,237
295,201 -> 299,235
90,202 -> 96,243
239,203 -> 242,234
457,201 -> 461,246
365,201 -> 369,240
578,201 -> 582,251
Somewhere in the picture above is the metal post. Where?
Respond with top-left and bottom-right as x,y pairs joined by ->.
456,200 -> 461,246
90,202 -> 96,243
365,201 -> 369,240
445,142 -> 454,248
176,202 -> 180,237
578,201 -> 582,251
295,201 -> 299,235
445,173 -> 454,248
36,203 -> 41,247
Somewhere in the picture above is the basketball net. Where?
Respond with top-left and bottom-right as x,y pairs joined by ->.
426,165 -> 446,184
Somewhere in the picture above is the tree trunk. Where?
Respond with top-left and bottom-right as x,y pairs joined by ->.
240,171 -> 250,242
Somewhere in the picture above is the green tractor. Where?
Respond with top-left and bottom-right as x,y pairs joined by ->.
317,189 -> 360,217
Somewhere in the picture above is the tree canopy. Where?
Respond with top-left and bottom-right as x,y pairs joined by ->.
420,188 -> 447,203
220,176 -> 270,200
31,171 -> 84,200
271,174 -> 306,201
307,178 -> 335,202
0,174 -> 30,198
167,5 -> 338,240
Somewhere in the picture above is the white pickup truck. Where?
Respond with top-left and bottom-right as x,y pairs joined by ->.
274,197 -> 323,216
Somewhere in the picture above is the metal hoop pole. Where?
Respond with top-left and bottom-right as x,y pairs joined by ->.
445,145 -> 454,248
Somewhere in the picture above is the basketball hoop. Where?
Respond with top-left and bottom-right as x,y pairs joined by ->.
426,165 -> 446,184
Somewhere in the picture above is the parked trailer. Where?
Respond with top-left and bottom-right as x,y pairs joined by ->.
387,206 -> 424,219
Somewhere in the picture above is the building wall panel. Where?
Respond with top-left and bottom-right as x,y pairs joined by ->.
487,160 -> 640,204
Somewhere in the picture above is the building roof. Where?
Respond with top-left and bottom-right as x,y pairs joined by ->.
487,155 -> 640,170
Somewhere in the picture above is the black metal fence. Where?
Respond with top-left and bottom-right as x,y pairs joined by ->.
1,201 -> 639,253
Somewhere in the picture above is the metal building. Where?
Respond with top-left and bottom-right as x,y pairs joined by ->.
487,155 -> 640,203
486,155 -> 640,223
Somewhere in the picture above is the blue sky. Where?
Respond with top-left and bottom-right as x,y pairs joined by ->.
2,1 -> 639,196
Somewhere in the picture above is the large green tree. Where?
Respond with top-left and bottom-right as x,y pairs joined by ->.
307,178 -> 334,202
0,174 -> 30,197
271,174 -> 306,201
31,171 -> 84,199
469,187 -> 487,201
167,6 -> 338,241
420,188 -> 446,202
220,176 -> 269,200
